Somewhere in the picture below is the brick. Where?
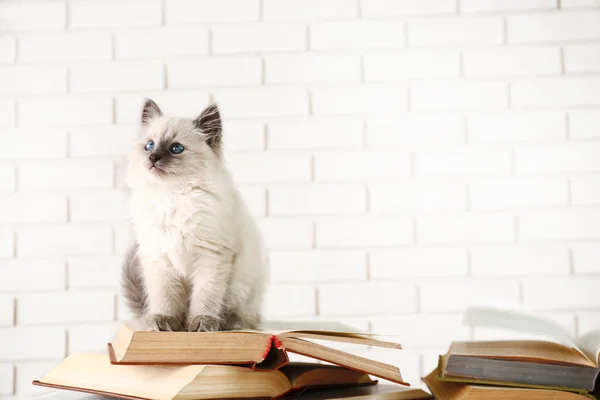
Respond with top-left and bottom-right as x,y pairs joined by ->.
264,0 -> 357,20
19,292 -> 115,324
0,65 -> 66,95
464,47 -> 560,77
364,51 -> 460,81
266,54 -> 360,84
0,166 -> 14,192
0,99 -> 14,127
0,194 -> 66,223
513,77 -> 600,107
408,16 -> 503,46
570,111 -> 600,138
311,21 -> 405,50
166,0 -> 259,23
572,176 -> 600,205
420,279 -> 521,312
0,364 -> 13,395
114,223 -> 134,256
417,213 -> 514,244
0,0 -> 65,31
523,278 -> 600,309
319,282 -> 417,315
363,0 -> 456,16
370,182 -> 466,212
564,44 -> 600,73
68,323 -> 121,353
315,151 -> 411,181
19,32 -> 112,62
116,91 -> 211,123
268,118 -> 363,150
70,191 -> 129,222
0,229 -> 14,259
470,178 -> 567,210
16,362 -> 59,395
19,160 -> 114,190
0,260 -> 65,292
0,36 -> 16,63
412,81 -> 507,111
228,153 -> 310,184
571,243 -> 600,274
263,284 -> 315,317
461,0 -> 557,12
213,24 -> 306,54
515,143 -> 600,174
519,209 -> 600,240
562,0 -> 600,7
0,295 -> 13,326
313,85 -> 408,115
68,257 -> 121,289
578,312 -> 600,334
316,216 -> 413,247
117,294 -> 134,321
269,250 -> 366,283
237,187 -> 266,216
471,245 -> 570,276
468,111 -> 565,142
415,147 -> 511,178
222,121 -> 264,151
269,184 -> 366,215
70,125 -> 137,158
0,129 -> 67,159
71,62 -> 164,93
369,248 -> 468,278
0,327 -> 65,360
17,225 -> 112,257
70,0 -> 161,27
508,11 -> 600,43
370,314 -> 469,346
19,96 -> 113,126
257,218 -> 313,249
213,87 -> 309,118
168,57 -> 262,88
116,28 -> 209,58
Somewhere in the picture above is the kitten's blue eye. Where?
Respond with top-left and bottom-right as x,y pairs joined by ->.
145,140 -> 155,151
170,143 -> 184,154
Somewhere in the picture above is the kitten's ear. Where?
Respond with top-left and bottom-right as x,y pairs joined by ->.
141,98 -> 163,125
194,104 -> 222,154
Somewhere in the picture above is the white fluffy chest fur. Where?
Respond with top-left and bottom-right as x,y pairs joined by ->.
130,186 -> 235,276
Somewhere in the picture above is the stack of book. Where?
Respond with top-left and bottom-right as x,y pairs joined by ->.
33,321 -> 432,399
422,307 -> 600,400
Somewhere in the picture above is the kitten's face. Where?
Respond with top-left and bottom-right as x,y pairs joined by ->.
127,99 -> 222,186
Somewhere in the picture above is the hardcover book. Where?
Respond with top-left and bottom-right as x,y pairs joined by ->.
108,321 -> 406,384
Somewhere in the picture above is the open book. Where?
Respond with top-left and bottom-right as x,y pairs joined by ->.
423,367 -> 591,400
436,307 -> 600,394
33,353 -> 379,400
108,321 -> 406,384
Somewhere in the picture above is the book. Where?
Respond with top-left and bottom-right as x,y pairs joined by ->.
108,321 -> 406,384
297,384 -> 433,399
33,353 -> 379,400
437,307 -> 600,394
422,367 -> 591,400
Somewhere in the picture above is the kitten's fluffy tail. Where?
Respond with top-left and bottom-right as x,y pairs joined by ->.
121,243 -> 147,318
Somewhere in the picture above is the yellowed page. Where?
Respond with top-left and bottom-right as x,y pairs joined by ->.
39,353 -> 204,400
578,330 -> 600,367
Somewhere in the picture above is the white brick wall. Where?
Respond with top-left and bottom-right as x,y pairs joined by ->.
1,0 -> 600,396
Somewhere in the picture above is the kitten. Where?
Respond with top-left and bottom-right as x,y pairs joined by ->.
121,98 -> 268,332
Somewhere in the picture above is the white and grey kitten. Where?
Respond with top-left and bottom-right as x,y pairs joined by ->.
121,99 -> 268,332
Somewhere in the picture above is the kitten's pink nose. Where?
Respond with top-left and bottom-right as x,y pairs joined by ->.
149,153 -> 162,164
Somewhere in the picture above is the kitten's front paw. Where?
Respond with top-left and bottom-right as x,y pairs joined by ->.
187,315 -> 220,332
146,314 -> 184,332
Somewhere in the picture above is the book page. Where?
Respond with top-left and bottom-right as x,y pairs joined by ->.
578,330 -> 600,367
462,307 -> 579,349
